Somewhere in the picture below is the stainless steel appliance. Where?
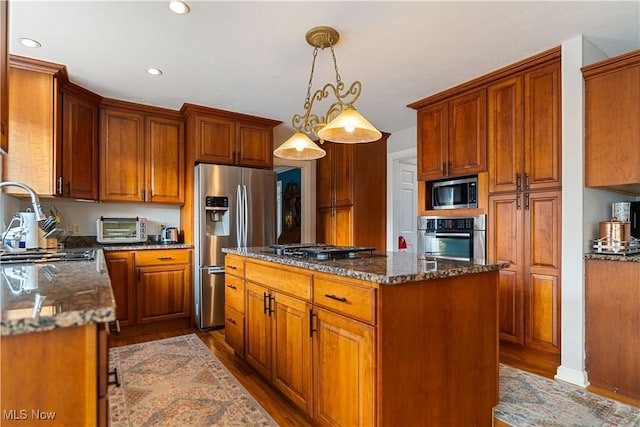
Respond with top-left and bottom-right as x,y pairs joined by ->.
161,226 -> 179,244
430,176 -> 478,210
96,217 -> 147,243
417,215 -> 486,263
194,164 -> 276,330
271,243 -> 375,260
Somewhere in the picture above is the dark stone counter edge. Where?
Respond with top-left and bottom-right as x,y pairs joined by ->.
584,253 -> 640,262
222,249 -> 509,284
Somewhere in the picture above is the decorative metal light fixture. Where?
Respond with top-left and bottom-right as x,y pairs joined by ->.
274,26 -> 382,161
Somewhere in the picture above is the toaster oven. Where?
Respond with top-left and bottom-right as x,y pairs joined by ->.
96,217 -> 147,243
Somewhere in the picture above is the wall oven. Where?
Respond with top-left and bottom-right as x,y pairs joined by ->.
417,215 -> 486,264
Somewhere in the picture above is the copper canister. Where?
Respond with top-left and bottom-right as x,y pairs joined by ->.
599,218 -> 631,242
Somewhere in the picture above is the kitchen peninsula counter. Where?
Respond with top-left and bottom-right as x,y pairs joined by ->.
222,246 -> 508,284
584,252 -> 640,262
223,247 -> 507,426
1,249 -> 115,336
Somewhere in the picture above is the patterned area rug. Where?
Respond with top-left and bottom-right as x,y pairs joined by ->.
108,334 -> 277,427
496,364 -> 640,427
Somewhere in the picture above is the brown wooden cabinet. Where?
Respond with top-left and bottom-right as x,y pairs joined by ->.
105,249 -> 192,327
60,83 -> 100,199
583,49 -> 640,194
416,89 -> 487,180
3,56 -> 101,200
224,255 -> 245,356
0,0 -> 8,154
181,103 -> 280,169
244,260 -> 314,417
487,61 -> 561,194
100,100 -> 184,204
1,323 -> 108,427
488,190 -> 561,354
585,259 -> 640,400
316,135 -> 388,251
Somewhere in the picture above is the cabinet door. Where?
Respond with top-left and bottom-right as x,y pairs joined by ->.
313,307 -> 374,427
332,143 -> 354,207
245,282 -> 272,379
316,207 -> 333,245
272,292 -> 312,416
316,146 -> 333,209
136,264 -> 190,323
146,115 -> 185,203
104,251 -> 136,327
487,76 -> 523,194
237,122 -> 272,169
334,205 -> 353,247
585,62 -> 640,187
524,62 -> 561,190
0,0 -> 7,153
224,306 -> 245,357
523,190 -> 561,354
488,193 -> 524,344
193,114 -> 235,164
417,102 -> 448,180
62,89 -> 99,200
100,108 -> 145,201
448,89 -> 487,177
4,66 -> 59,196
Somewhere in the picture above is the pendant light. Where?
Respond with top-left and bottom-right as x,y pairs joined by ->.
274,26 -> 381,160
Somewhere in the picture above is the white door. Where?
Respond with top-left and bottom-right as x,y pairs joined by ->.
393,157 -> 417,253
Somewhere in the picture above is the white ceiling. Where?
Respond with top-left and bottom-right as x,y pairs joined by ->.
8,1 -> 640,136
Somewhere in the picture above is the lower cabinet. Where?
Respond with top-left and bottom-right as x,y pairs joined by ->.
313,307 -> 374,427
1,323 -> 108,427
105,249 -> 192,328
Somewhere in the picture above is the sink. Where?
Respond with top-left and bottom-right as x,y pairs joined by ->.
0,249 -> 96,264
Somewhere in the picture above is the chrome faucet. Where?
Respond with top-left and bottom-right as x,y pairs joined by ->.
0,181 -> 47,224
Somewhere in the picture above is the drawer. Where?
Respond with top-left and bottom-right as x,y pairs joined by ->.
313,275 -> 376,324
225,255 -> 245,278
225,275 -> 245,313
225,306 -> 245,357
245,260 -> 311,301
135,249 -> 191,266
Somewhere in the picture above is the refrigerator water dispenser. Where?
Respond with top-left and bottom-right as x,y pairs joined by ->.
205,196 -> 229,236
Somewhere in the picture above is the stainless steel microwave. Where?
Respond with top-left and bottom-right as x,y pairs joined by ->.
431,176 -> 478,210
96,217 -> 147,243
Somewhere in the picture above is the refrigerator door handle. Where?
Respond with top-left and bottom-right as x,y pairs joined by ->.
243,184 -> 248,248
236,184 -> 242,249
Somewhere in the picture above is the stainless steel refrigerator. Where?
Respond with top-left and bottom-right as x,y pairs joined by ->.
194,163 -> 276,330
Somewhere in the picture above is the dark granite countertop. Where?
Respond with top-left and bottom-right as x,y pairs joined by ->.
222,247 -> 509,285
1,249 -> 116,336
584,253 -> 640,262
100,243 -> 193,251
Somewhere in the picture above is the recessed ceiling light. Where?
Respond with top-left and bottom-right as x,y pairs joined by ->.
169,1 -> 190,14
20,38 -> 41,48
146,68 -> 163,76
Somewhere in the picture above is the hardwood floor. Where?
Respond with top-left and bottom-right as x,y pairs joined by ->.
109,327 -> 637,427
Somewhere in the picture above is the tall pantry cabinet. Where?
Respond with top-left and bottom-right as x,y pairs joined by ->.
486,51 -> 562,355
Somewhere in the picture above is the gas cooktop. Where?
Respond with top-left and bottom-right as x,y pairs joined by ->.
270,244 -> 376,260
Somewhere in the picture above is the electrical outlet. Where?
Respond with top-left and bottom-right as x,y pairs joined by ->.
73,224 -> 81,235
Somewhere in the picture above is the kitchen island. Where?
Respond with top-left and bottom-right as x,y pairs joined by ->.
222,247 -> 507,427
0,249 -> 115,427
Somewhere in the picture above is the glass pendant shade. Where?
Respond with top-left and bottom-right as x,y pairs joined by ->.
274,132 -> 326,160
316,107 -> 382,143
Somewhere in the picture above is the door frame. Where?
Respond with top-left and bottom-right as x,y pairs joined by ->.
274,158 -> 317,243
386,148 -> 417,252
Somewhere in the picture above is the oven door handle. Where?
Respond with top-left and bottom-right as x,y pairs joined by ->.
428,232 -> 472,238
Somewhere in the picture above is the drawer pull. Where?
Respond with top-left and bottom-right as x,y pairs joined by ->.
226,317 -> 237,325
157,256 -> 174,261
227,265 -> 237,270
325,294 -> 347,303
226,284 -> 237,290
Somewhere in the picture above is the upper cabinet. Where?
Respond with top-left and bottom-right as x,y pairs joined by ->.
0,0 -> 8,154
487,60 -> 561,194
100,99 -> 184,204
415,89 -> 487,180
2,56 -> 101,199
181,103 -> 281,170
583,49 -> 640,194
